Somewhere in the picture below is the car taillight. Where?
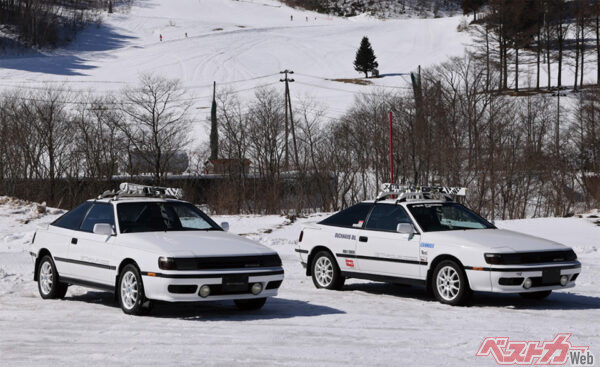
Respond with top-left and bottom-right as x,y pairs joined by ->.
484,253 -> 504,265
298,230 -> 304,243
158,257 -> 177,270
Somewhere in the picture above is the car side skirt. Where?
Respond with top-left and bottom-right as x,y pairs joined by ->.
59,276 -> 115,292
341,271 -> 426,287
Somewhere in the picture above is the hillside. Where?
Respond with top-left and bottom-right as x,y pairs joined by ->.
281,0 -> 463,18
0,0 -> 470,140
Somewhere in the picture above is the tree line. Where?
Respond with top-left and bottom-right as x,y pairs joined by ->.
0,0 -> 133,48
1,57 -> 599,217
468,0 -> 600,92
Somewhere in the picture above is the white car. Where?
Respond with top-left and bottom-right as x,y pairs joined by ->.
31,183 -> 284,315
296,185 -> 581,305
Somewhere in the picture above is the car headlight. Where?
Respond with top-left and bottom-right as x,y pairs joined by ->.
158,257 -> 177,270
484,253 -> 504,265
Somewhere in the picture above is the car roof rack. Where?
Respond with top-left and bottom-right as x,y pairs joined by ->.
98,183 -> 183,201
376,184 -> 466,203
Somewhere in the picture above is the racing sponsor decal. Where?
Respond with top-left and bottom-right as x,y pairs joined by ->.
342,249 -> 356,255
345,259 -> 355,268
335,233 -> 356,241
420,248 -> 428,263
476,334 -> 594,366
420,243 -> 435,248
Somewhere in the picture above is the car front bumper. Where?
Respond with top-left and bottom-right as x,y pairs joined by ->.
141,268 -> 284,302
466,261 -> 581,293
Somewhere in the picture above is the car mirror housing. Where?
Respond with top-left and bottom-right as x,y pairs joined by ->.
93,223 -> 114,236
221,222 -> 230,232
396,223 -> 414,235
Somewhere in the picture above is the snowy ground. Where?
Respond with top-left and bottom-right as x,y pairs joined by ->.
0,197 -> 599,366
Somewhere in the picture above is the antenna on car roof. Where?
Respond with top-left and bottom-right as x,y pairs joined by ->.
98,183 -> 184,200
376,183 -> 467,203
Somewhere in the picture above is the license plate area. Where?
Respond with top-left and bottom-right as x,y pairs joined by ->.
221,275 -> 249,292
542,268 -> 561,285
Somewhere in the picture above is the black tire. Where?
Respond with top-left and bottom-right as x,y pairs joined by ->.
431,260 -> 471,306
519,290 -> 552,300
37,255 -> 68,299
311,251 -> 345,290
117,264 -> 151,316
234,297 -> 267,310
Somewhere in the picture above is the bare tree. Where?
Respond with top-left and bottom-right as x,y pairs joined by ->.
116,74 -> 192,184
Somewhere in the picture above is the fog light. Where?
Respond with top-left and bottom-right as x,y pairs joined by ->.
523,278 -> 532,289
251,282 -> 263,295
199,285 -> 211,298
560,275 -> 569,286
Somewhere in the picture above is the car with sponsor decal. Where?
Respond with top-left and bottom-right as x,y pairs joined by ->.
296,185 -> 581,305
31,183 -> 284,315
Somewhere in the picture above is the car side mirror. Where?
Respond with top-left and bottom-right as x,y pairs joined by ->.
396,223 -> 414,236
93,223 -> 114,236
221,222 -> 230,232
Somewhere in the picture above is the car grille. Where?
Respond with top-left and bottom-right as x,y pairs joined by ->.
172,254 -> 282,270
485,250 -> 577,265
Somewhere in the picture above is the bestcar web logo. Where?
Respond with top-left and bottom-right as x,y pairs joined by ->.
476,334 -> 594,365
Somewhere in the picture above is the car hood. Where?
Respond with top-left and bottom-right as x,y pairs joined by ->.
422,229 -> 570,252
117,231 -> 275,257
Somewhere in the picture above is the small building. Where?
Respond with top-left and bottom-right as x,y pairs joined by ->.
204,158 -> 251,175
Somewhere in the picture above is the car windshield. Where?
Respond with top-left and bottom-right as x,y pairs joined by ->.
117,202 -> 221,233
407,203 -> 494,232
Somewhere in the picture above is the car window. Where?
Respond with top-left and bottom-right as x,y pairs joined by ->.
365,204 -> 412,232
51,201 -> 93,230
80,203 -> 115,233
117,202 -> 220,233
407,203 -> 494,232
319,203 -> 373,228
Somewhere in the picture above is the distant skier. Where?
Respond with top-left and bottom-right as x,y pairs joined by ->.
185,32 -> 188,38
160,34 -> 163,42
290,15 -> 293,21
306,16 -> 308,22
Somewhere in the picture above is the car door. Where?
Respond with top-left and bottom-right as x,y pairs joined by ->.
49,201 -> 93,277
355,204 -> 421,278
319,203 -> 373,272
67,203 -> 117,285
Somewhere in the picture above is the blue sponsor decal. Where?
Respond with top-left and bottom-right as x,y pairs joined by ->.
420,243 -> 435,248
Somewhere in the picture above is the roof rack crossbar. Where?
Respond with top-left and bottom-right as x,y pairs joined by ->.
377,184 -> 467,202
97,183 -> 184,201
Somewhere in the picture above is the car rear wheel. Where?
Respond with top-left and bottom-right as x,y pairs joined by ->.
431,260 -> 471,306
118,264 -> 151,315
519,290 -> 552,300
234,297 -> 267,310
311,251 -> 345,290
37,255 -> 68,299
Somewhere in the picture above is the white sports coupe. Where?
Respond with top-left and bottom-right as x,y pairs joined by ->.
31,184 -> 284,315
296,185 -> 581,305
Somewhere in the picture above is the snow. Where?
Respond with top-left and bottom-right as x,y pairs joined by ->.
0,0 -> 470,134
0,198 -> 599,366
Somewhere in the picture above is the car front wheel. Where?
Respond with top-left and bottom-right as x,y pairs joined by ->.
431,260 -> 471,306
118,264 -> 150,315
37,255 -> 68,299
311,251 -> 345,290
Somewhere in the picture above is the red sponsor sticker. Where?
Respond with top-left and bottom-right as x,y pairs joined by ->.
346,259 -> 354,268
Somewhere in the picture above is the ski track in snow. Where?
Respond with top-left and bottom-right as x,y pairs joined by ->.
0,199 -> 599,366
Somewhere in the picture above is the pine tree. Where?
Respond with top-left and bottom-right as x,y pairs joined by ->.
354,36 -> 378,78
210,81 -> 218,160
108,1 -> 113,13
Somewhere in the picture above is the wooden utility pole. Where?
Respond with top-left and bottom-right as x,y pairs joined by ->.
280,70 -> 298,169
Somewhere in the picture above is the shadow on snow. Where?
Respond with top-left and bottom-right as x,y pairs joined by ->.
344,281 -> 600,311
0,23 -> 135,76
64,290 -> 345,320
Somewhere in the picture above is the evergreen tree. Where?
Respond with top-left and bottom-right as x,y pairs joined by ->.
108,1 -> 113,13
354,36 -> 379,78
210,82 -> 219,160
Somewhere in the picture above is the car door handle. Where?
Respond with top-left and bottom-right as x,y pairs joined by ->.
71,238 -> 78,245
359,236 -> 368,243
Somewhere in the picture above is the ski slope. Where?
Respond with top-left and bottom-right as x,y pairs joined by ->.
0,197 -> 599,366
0,0 -> 470,125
